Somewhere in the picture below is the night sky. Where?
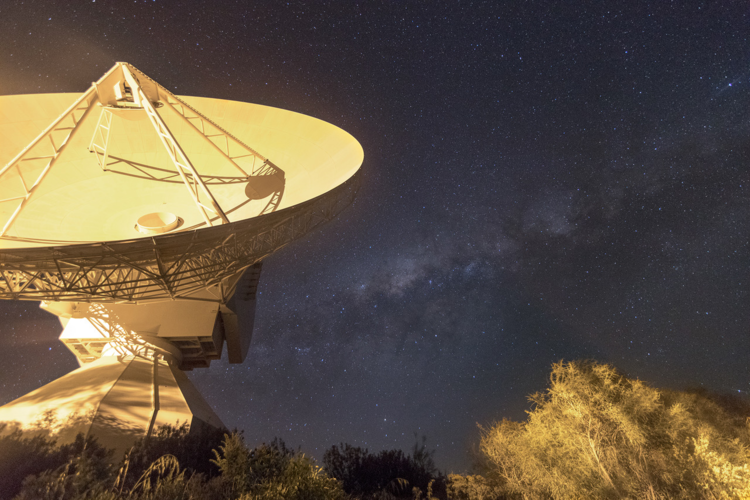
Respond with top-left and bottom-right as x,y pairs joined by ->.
1,1 -> 748,473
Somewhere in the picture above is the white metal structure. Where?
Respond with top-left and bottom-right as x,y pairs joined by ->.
0,63 -> 363,454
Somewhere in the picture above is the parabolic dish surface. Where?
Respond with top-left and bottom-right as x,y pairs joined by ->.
0,93 -> 363,249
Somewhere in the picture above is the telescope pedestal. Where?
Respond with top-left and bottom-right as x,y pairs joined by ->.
0,354 -> 222,456
0,266 -> 261,455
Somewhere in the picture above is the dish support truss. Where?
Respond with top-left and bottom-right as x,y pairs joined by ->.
0,172 -> 359,303
0,64 -> 111,238
0,62 -> 284,237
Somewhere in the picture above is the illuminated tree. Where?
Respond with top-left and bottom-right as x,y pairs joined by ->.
480,360 -> 750,499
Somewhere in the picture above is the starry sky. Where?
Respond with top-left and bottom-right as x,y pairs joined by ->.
0,0 -> 748,473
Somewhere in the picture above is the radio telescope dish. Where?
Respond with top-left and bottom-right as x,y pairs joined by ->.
0,62 -> 363,453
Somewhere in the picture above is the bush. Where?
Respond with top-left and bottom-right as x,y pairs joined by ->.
212,432 -> 345,500
13,434 -> 114,500
119,422 -> 228,490
0,427 -> 112,500
479,360 -> 750,499
10,430 -> 344,500
323,435 -> 445,499
445,474 -> 507,500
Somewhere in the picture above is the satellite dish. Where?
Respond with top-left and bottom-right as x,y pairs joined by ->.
0,62 -> 363,453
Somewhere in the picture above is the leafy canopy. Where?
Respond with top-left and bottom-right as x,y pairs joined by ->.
480,360 -> 750,500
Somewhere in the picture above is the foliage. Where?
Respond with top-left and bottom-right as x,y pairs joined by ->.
121,422 -> 227,489
10,430 -> 343,500
445,474 -> 507,500
9,358 -> 747,499
211,432 -> 345,500
0,427 -> 112,500
323,435 -> 445,499
0,425 -> 59,500
237,452 -> 345,500
479,360 -> 750,500
13,434 -> 114,500
123,453 -> 221,500
211,432 -> 251,495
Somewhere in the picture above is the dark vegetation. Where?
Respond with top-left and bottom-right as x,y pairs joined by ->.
0,430 -> 112,499
118,423 -> 227,490
323,436 -> 446,499
0,423 -> 443,500
1,360 -> 748,499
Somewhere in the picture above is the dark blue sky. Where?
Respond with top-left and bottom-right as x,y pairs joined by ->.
0,0 -> 748,472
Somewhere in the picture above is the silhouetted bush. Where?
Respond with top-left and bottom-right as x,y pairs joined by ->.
14,437 -> 114,500
119,422 -> 228,490
323,435 -> 446,499
0,426 -> 112,500
211,433 -> 344,499
8,429 -> 344,500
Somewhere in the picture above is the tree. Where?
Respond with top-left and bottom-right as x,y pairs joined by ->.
479,360 -> 750,500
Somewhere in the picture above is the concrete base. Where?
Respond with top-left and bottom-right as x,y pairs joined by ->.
0,355 -> 224,457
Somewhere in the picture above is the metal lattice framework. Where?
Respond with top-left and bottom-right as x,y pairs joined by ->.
139,68 -> 277,179
103,63 -> 284,219
0,65 -> 117,238
92,156 -> 249,185
0,62 -> 287,237
0,172 -> 359,303
64,304 -> 183,362
123,66 -> 230,226
89,107 -> 115,170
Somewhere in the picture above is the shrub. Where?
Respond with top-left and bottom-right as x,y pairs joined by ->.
479,360 -> 750,499
0,428 -> 112,500
323,435 -> 445,499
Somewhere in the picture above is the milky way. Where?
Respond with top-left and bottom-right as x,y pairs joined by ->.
0,1 -> 748,472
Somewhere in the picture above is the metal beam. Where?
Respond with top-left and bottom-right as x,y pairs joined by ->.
0,172 -> 359,302
120,63 -> 230,226
0,66 -> 126,237
127,64 -> 283,180
88,108 -> 114,170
